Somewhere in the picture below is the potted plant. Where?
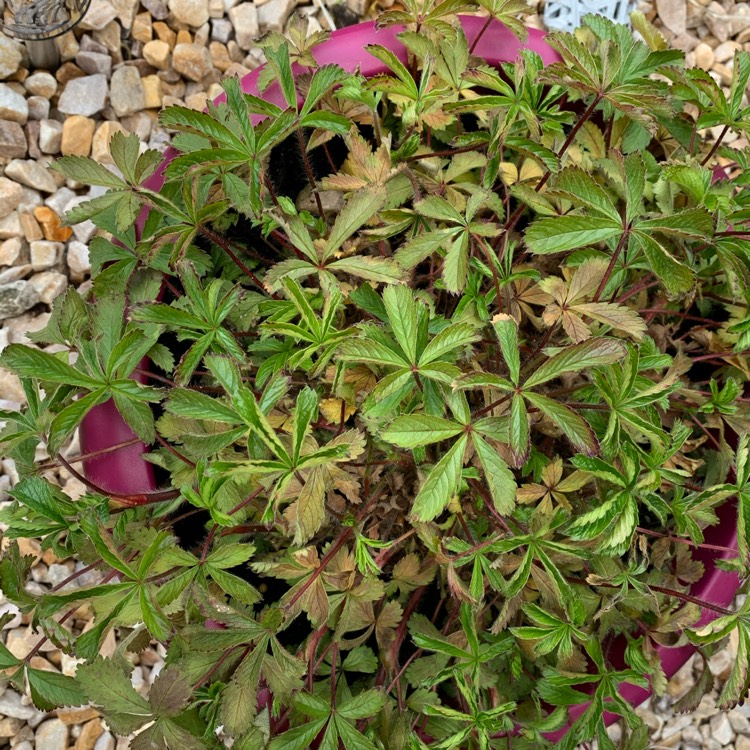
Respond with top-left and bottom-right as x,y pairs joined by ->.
2,4 -> 750,748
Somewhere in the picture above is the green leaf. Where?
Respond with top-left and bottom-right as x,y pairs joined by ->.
523,392 -> 599,456
76,658 -> 153,735
166,388 -> 240,424
525,216 -> 622,255
631,231 -> 695,296
382,415 -> 464,447
337,689 -> 386,720
326,256 -> 406,284
220,643 -> 266,735
472,434 -> 516,515
419,323 -> 479,366
337,338 -> 408,368
52,155 -> 128,188
325,188 -> 386,259
301,64 -> 350,116
268,718 -> 329,750
524,338 -> 627,389
508,393 -> 529,468
382,284 -> 419,365
27,669 -> 88,711
0,641 -> 20,670
492,314 -> 520,385
1,345 -> 101,389
411,434 -> 468,521
207,543 -> 256,570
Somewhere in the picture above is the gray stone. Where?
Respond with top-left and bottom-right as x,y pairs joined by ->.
0,33 -> 22,80
0,121 -> 26,158
76,50 -> 113,77
18,187 -> 42,214
35,719 -> 68,750
228,4 -> 259,49
0,84 -> 27,124
94,732 -> 116,750
45,187 -> 77,216
0,281 -> 39,319
29,272 -> 68,305
737,735 -> 750,750
169,0 -> 209,27
256,0 -> 295,33
109,67 -> 146,117
120,112 -> 153,141
66,241 -> 90,279
0,263 -> 27,282
39,120 -> 63,155
29,241 -> 61,270
80,35 -> 109,55
709,713 -> 734,746
0,177 -> 22,219
47,564 -> 74,588
57,75 -> 108,117
728,707 -> 750,735
4,159 -> 57,193
27,96 -> 50,121
64,198 -> 96,243
211,18 -> 233,42
23,71 -> 57,98
141,0 -> 170,18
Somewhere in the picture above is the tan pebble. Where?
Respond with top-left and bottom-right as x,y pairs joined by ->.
141,75 -> 163,108
29,655 -> 58,672
0,718 -> 22,737
713,62 -> 733,86
209,41 -> 231,71
19,213 -> 43,242
91,121 -> 126,165
40,548 -> 59,566
715,40 -> 741,63
33,206 -> 73,243
132,12 -> 153,43
143,40 -> 170,70
693,41 -> 714,69
61,115 -> 95,157
176,29 -> 192,45
75,719 -> 104,750
55,32 -> 79,61
185,92 -> 208,110
153,21 -> 177,48
15,537 -> 41,560
172,43 -> 213,81
55,62 -> 85,85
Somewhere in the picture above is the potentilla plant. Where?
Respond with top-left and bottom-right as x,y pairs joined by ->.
3,3 -> 750,748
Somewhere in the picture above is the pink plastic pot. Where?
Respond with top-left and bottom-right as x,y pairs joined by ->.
79,15 -> 741,742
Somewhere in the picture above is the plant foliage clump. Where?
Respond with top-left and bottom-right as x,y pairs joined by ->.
3,4 -> 750,748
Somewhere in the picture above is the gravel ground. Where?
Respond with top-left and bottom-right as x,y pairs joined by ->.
0,0 -> 747,747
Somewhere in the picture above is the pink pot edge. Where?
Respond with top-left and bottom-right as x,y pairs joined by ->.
77,15 -> 741,741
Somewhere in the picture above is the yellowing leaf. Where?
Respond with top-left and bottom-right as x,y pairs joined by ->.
320,398 -> 356,424
574,302 -> 647,341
